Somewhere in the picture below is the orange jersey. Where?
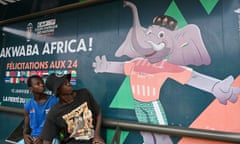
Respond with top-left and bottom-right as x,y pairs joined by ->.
124,59 -> 192,102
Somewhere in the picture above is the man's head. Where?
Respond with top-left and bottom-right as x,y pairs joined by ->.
46,73 -> 71,96
27,75 -> 45,94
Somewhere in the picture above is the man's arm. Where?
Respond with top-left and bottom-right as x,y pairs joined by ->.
23,109 -> 34,144
92,110 -> 105,144
94,110 -> 102,137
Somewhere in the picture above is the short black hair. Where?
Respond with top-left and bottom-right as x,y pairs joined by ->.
27,75 -> 42,87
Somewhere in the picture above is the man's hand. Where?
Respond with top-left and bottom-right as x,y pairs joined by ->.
23,134 -> 34,144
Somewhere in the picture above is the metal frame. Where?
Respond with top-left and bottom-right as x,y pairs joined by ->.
0,1 -> 239,143
0,0 -> 112,26
1,106 -> 240,143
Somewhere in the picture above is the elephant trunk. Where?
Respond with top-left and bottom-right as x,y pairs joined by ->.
124,1 -> 141,28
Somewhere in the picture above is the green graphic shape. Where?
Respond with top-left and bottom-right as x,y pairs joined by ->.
110,76 -> 134,109
107,129 -> 129,144
200,0 -> 219,15
165,0 -> 188,29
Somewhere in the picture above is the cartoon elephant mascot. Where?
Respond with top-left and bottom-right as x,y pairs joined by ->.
93,1 -> 240,144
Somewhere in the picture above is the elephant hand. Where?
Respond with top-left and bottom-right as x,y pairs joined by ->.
212,76 -> 240,105
92,55 -> 109,73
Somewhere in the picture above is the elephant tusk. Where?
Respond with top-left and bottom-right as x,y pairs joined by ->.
147,41 -> 165,51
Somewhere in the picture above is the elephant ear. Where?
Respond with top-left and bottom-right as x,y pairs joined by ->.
115,28 -> 141,58
168,24 -> 211,66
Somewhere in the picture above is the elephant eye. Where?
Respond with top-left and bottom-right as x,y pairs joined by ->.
146,29 -> 152,35
158,31 -> 165,38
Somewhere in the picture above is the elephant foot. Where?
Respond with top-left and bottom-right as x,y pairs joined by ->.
141,132 -> 173,144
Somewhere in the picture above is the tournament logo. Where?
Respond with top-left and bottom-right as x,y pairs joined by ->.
34,19 -> 58,36
26,23 -> 33,42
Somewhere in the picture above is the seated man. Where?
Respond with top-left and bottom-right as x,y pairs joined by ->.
22,75 -> 59,144
40,73 -> 105,144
